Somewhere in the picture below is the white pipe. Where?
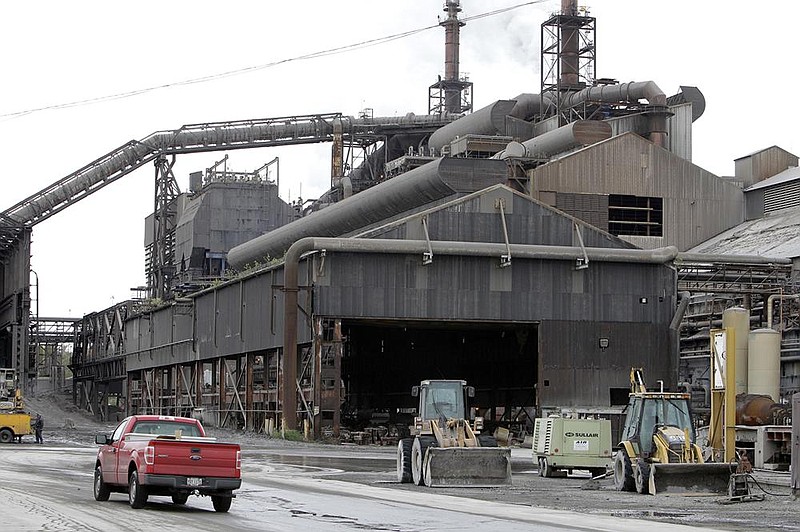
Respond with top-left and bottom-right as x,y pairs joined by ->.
767,294 -> 800,329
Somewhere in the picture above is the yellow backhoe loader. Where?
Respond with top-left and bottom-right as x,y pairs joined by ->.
396,379 -> 511,487
613,368 -> 731,494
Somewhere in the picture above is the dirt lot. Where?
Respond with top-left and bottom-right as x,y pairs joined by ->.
19,390 -> 800,532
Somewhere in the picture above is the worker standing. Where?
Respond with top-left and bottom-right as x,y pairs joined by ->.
33,414 -> 44,444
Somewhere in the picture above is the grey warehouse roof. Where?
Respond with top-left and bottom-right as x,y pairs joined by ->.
689,208 -> 800,259
745,165 -> 800,191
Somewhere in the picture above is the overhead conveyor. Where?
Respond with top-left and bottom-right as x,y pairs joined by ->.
2,112 -> 454,227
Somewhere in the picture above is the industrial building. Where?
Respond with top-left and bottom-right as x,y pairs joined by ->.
2,1 -> 798,452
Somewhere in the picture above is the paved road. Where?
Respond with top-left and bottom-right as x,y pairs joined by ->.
0,443 -> 720,532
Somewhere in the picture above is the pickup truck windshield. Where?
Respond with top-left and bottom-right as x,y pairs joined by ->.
130,421 -> 201,437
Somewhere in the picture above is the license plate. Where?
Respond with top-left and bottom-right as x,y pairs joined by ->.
187,477 -> 203,487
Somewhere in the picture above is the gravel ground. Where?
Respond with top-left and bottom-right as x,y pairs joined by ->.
16,391 -> 800,532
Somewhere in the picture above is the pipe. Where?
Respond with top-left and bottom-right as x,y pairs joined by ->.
670,291 -> 691,386
5,113 -> 453,226
495,120 -> 611,159
280,237 -> 678,428
767,294 -> 800,329
227,158 -> 509,269
428,100 -> 518,153
676,252 -> 792,266
550,81 -> 669,147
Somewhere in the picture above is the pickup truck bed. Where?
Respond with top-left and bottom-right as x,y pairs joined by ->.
94,415 -> 241,512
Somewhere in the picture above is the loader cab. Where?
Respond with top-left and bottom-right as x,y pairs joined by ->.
412,379 -> 474,421
620,393 -> 695,455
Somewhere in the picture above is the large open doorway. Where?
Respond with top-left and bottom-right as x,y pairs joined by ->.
339,320 -> 538,439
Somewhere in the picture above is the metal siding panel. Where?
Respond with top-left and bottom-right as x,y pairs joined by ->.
538,321 -> 672,407
315,253 -> 675,325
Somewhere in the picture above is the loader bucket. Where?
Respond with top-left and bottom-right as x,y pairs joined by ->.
423,446 -> 512,487
649,463 -> 732,495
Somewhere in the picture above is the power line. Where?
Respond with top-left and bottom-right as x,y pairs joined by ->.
0,1 -> 547,120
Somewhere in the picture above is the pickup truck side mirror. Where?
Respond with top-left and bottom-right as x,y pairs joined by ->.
95,434 -> 111,445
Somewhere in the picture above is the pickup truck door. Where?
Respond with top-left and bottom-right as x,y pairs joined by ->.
115,434 -> 136,485
98,418 -> 128,485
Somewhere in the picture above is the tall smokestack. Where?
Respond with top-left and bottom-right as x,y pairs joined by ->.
560,0 -> 579,86
441,1 -> 465,114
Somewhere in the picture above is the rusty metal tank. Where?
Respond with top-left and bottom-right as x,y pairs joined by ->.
736,393 -> 791,425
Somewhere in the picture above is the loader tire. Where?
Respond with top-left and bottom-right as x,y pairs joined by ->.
614,451 -> 635,492
478,434 -> 498,447
397,438 -> 413,483
635,459 -> 651,495
411,436 -> 436,486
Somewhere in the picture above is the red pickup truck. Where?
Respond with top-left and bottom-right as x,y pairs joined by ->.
93,415 -> 241,512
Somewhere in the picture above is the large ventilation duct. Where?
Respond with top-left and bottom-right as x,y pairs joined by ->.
496,120 -> 611,159
428,100 -> 517,153
227,157 -> 508,268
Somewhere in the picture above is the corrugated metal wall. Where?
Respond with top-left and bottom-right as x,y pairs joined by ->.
531,132 -> 744,251
735,147 -> 799,188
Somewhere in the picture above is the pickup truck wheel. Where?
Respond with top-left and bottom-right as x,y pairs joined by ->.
128,470 -> 149,509
93,466 -> 111,501
171,493 -> 189,505
0,428 -> 13,444
211,495 -> 232,513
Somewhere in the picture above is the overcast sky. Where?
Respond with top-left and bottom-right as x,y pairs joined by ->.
2,1 -> 798,318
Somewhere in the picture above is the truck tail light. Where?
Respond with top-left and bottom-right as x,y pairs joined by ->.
414,417 -> 423,431
236,450 -> 241,470
144,445 -> 155,465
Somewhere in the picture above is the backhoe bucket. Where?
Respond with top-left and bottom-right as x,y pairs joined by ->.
649,463 -> 732,495
423,446 -> 512,487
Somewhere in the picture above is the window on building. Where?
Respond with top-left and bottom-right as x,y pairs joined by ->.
608,195 -> 663,237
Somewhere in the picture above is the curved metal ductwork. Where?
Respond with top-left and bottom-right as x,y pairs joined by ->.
227,157 -> 508,269
496,120 -> 611,159
667,86 -> 706,122
550,81 -> 669,147
280,236 -> 679,428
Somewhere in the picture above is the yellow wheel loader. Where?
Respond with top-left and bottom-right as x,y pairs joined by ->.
396,380 -> 511,487
614,369 -> 731,495
0,368 -> 32,444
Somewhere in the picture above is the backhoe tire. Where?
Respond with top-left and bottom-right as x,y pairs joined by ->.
635,459 -> 651,495
0,428 -> 13,444
411,436 -> 436,486
212,495 -> 232,513
614,451 -> 635,492
93,465 -> 111,501
477,434 -> 498,447
397,438 -> 413,483
128,470 -> 149,509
